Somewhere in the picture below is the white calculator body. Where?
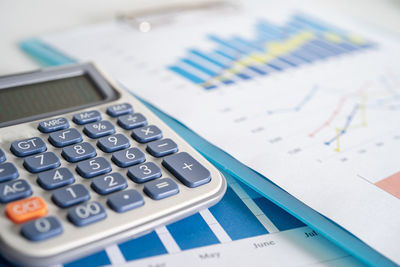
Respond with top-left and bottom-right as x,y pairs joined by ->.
0,63 -> 226,266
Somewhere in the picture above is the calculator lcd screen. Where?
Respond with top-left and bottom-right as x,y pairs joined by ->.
0,75 -> 105,124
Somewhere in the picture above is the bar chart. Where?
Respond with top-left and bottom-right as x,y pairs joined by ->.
168,14 -> 374,90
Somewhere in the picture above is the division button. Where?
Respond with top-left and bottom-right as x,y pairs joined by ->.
107,189 -> 144,213
23,152 -> 60,173
91,173 -> 127,195
49,128 -> 82,147
0,162 -> 19,182
0,179 -> 32,203
146,138 -> 178,157
83,120 -> 115,139
107,103 -> 133,117
62,142 -> 97,163
143,178 -> 179,200
10,137 -> 47,157
6,196 -> 47,224
127,162 -> 162,183
131,125 -> 162,143
37,168 -> 75,190
0,148 -> 5,163
38,117 -> 69,133
117,113 -> 147,130
162,152 -> 211,188
111,147 -> 145,168
52,184 -> 90,208
97,133 -> 130,153
21,216 -> 63,241
67,201 -> 107,227
76,157 -> 111,178
73,110 -> 101,125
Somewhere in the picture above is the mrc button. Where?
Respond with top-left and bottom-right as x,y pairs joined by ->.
11,137 -> 47,157
6,196 -> 48,224
38,117 -> 69,133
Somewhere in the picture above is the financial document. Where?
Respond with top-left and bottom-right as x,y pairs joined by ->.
38,1 -> 400,264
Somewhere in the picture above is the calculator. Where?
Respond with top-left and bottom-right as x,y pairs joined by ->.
0,63 -> 226,266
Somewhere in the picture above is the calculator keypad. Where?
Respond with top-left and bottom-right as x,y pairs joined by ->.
0,179 -> 32,203
127,162 -> 162,183
21,216 -> 63,241
97,133 -> 130,153
76,157 -> 112,178
111,147 -> 146,168
38,117 -> 69,133
107,189 -> 144,213
6,196 -> 47,224
0,162 -> 19,182
146,138 -> 178,157
49,128 -> 83,148
52,184 -> 90,208
67,201 -> 107,227
106,103 -> 133,117
11,137 -> 47,157
131,125 -> 162,143
117,113 -> 147,130
73,110 -> 101,125
84,120 -> 115,138
62,142 -> 97,163
23,152 -> 60,173
91,173 -> 127,195
0,148 -> 5,163
37,168 -> 75,190
143,178 -> 179,200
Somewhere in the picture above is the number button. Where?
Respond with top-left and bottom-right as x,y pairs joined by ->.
131,125 -> 162,143
67,201 -> 107,227
83,120 -> 115,139
107,103 -> 133,117
37,168 -> 75,190
107,189 -> 144,213
62,142 -> 96,163
162,152 -> 211,188
73,110 -> 101,125
38,117 -> 69,133
6,196 -> 47,224
76,157 -> 111,178
0,180 -> 32,203
111,147 -> 145,168
52,184 -> 90,208
0,162 -> 19,182
143,178 -> 179,200
117,113 -> 147,130
91,173 -> 127,195
97,133 -> 130,153
146,138 -> 178,157
48,128 -> 82,147
127,162 -> 162,183
10,137 -> 47,157
0,148 -> 5,163
23,152 -> 60,173
21,216 -> 63,241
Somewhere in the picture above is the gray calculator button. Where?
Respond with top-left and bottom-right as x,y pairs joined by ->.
67,201 -> 107,227
143,178 -> 179,200
76,157 -> 111,178
117,113 -> 147,130
0,148 -> 5,163
162,152 -> 211,188
107,103 -> 133,117
127,162 -> 161,183
0,162 -> 19,182
107,189 -> 144,213
83,120 -> 115,139
111,147 -> 145,168
91,173 -> 127,195
23,152 -> 60,173
131,125 -> 162,143
73,110 -> 101,125
97,133 -> 130,153
38,117 -> 69,133
52,184 -> 90,208
49,128 -> 82,147
37,168 -> 75,190
62,142 -> 97,163
0,180 -> 32,203
146,138 -> 178,157
21,216 -> 63,241
10,137 -> 47,157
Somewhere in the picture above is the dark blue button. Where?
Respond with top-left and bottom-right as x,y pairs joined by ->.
0,148 -> 5,163
38,117 -> 69,133
37,168 -> 75,190
10,137 -> 47,157
23,152 -> 60,173
107,103 -> 133,117
0,162 -> 19,182
107,189 -> 144,213
62,142 -> 97,163
127,162 -> 161,183
146,138 -> 178,157
21,216 -> 63,241
97,133 -> 130,153
76,157 -> 111,178
91,173 -> 127,195
73,110 -> 101,125
111,147 -> 145,168
131,125 -> 162,143
49,128 -> 82,147
52,184 -> 90,208
67,201 -> 107,227
0,180 -> 32,203
143,178 -> 179,200
117,113 -> 147,130
162,152 -> 211,188
83,120 -> 115,138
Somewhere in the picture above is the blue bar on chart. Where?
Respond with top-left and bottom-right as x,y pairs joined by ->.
64,250 -> 110,267
167,213 -> 220,250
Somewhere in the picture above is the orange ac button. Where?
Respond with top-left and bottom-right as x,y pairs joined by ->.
6,196 -> 48,224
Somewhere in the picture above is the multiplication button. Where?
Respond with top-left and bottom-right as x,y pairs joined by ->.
131,125 -> 162,143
